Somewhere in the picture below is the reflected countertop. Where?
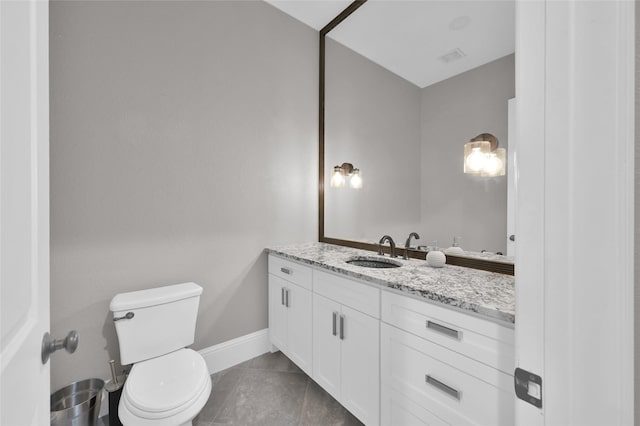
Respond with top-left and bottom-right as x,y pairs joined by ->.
266,242 -> 515,325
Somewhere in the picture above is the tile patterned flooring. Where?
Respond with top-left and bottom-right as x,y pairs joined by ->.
194,351 -> 364,426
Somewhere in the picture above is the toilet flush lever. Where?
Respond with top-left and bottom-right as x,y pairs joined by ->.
113,312 -> 135,322
41,330 -> 79,364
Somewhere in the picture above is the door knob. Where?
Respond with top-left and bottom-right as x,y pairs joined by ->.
41,330 -> 79,364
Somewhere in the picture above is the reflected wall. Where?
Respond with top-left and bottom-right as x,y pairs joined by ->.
325,38 -> 514,253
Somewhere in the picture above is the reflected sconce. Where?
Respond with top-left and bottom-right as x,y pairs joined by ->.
330,162 -> 362,189
463,133 -> 506,177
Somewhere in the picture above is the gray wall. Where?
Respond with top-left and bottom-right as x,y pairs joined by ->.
421,55 -> 514,253
324,42 -> 513,252
324,38 -> 422,243
49,1 -> 317,390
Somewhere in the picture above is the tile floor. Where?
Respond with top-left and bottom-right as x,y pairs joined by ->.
194,351 -> 364,426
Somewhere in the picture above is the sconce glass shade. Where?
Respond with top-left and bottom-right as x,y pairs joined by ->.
330,166 -> 345,188
463,141 -> 491,174
481,147 -> 506,177
350,169 -> 362,189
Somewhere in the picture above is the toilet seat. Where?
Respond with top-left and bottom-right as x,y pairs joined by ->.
119,348 -> 211,426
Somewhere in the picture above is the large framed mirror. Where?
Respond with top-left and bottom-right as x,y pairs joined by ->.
318,0 -> 515,275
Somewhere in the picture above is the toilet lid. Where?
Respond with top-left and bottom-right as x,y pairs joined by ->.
124,348 -> 209,415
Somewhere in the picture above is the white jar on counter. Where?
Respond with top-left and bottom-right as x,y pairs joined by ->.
426,242 -> 446,268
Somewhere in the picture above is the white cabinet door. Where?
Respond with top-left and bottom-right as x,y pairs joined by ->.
340,305 -> 380,426
269,274 -> 313,376
312,293 -> 342,401
268,275 -> 288,352
286,282 -> 313,376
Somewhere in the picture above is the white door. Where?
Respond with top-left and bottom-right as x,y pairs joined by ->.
513,1 -> 545,423
0,0 -> 51,425
515,0 -> 634,424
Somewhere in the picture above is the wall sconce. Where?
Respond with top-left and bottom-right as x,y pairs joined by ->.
463,133 -> 506,177
330,162 -> 362,189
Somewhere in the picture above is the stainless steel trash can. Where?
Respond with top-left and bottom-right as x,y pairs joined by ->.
50,378 -> 104,426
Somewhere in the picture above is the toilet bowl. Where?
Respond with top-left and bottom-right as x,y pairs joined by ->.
111,283 -> 212,426
119,349 -> 211,426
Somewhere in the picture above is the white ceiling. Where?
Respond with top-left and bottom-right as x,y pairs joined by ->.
265,0 -> 515,88
266,0 -> 353,30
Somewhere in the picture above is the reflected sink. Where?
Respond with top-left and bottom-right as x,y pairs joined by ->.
346,256 -> 402,269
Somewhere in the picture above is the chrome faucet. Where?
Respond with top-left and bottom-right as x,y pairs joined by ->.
378,235 -> 397,258
404,232 -> 420,260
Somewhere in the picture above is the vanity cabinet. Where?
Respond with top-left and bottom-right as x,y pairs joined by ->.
380,291 -> 515,425
267,255 -> 313,376
312,270 -> 380,426
267,251 -> 515,426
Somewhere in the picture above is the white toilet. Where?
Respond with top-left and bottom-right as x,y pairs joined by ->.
110,282 -> 212,426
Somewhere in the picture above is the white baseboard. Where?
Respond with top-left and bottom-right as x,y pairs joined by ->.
198,328 -> 271,375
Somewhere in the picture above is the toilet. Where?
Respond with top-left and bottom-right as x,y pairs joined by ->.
110,282 -> 212,426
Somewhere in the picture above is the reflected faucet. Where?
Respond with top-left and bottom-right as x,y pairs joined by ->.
404,232 -> 420,260
378,235 -> 397,258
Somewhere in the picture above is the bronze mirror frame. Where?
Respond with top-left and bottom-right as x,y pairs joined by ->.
317,0 -> 514,276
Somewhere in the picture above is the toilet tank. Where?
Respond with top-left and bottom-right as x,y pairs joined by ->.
110,282 -> 203,365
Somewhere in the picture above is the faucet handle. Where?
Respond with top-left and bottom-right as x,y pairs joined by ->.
403,232 -> 421,259
378,235 -> 392,256
404,232 -> 421,248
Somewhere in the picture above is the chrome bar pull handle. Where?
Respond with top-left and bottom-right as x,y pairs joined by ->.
339,315 -> 345,340
280,267 -> 291,275
427,320 -> 460,340
332,312 -> 338,336
41,330 -> 79,364
281,288 -> 285,305
113,312 -> 135,322
285,289 -> 290,308
426,375 -> 461,400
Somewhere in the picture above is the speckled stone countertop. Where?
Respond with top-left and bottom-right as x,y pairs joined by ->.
266,242 -> 515,325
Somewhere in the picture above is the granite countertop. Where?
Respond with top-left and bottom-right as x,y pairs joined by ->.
266,242 -> 515,325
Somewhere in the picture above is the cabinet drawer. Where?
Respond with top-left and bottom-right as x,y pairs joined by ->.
313,269 -> 380,318
268,255 -> 312,291
381,324 -> 514,426
381,291 -> 514,373
382,387 -> 449,426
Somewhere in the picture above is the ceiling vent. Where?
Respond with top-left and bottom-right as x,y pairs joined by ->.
439,48 -> 466,64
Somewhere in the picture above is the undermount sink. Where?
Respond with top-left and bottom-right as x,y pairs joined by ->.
346,256 -> 402,269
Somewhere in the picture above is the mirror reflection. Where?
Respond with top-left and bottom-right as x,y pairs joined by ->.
324,1 -> 515,259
